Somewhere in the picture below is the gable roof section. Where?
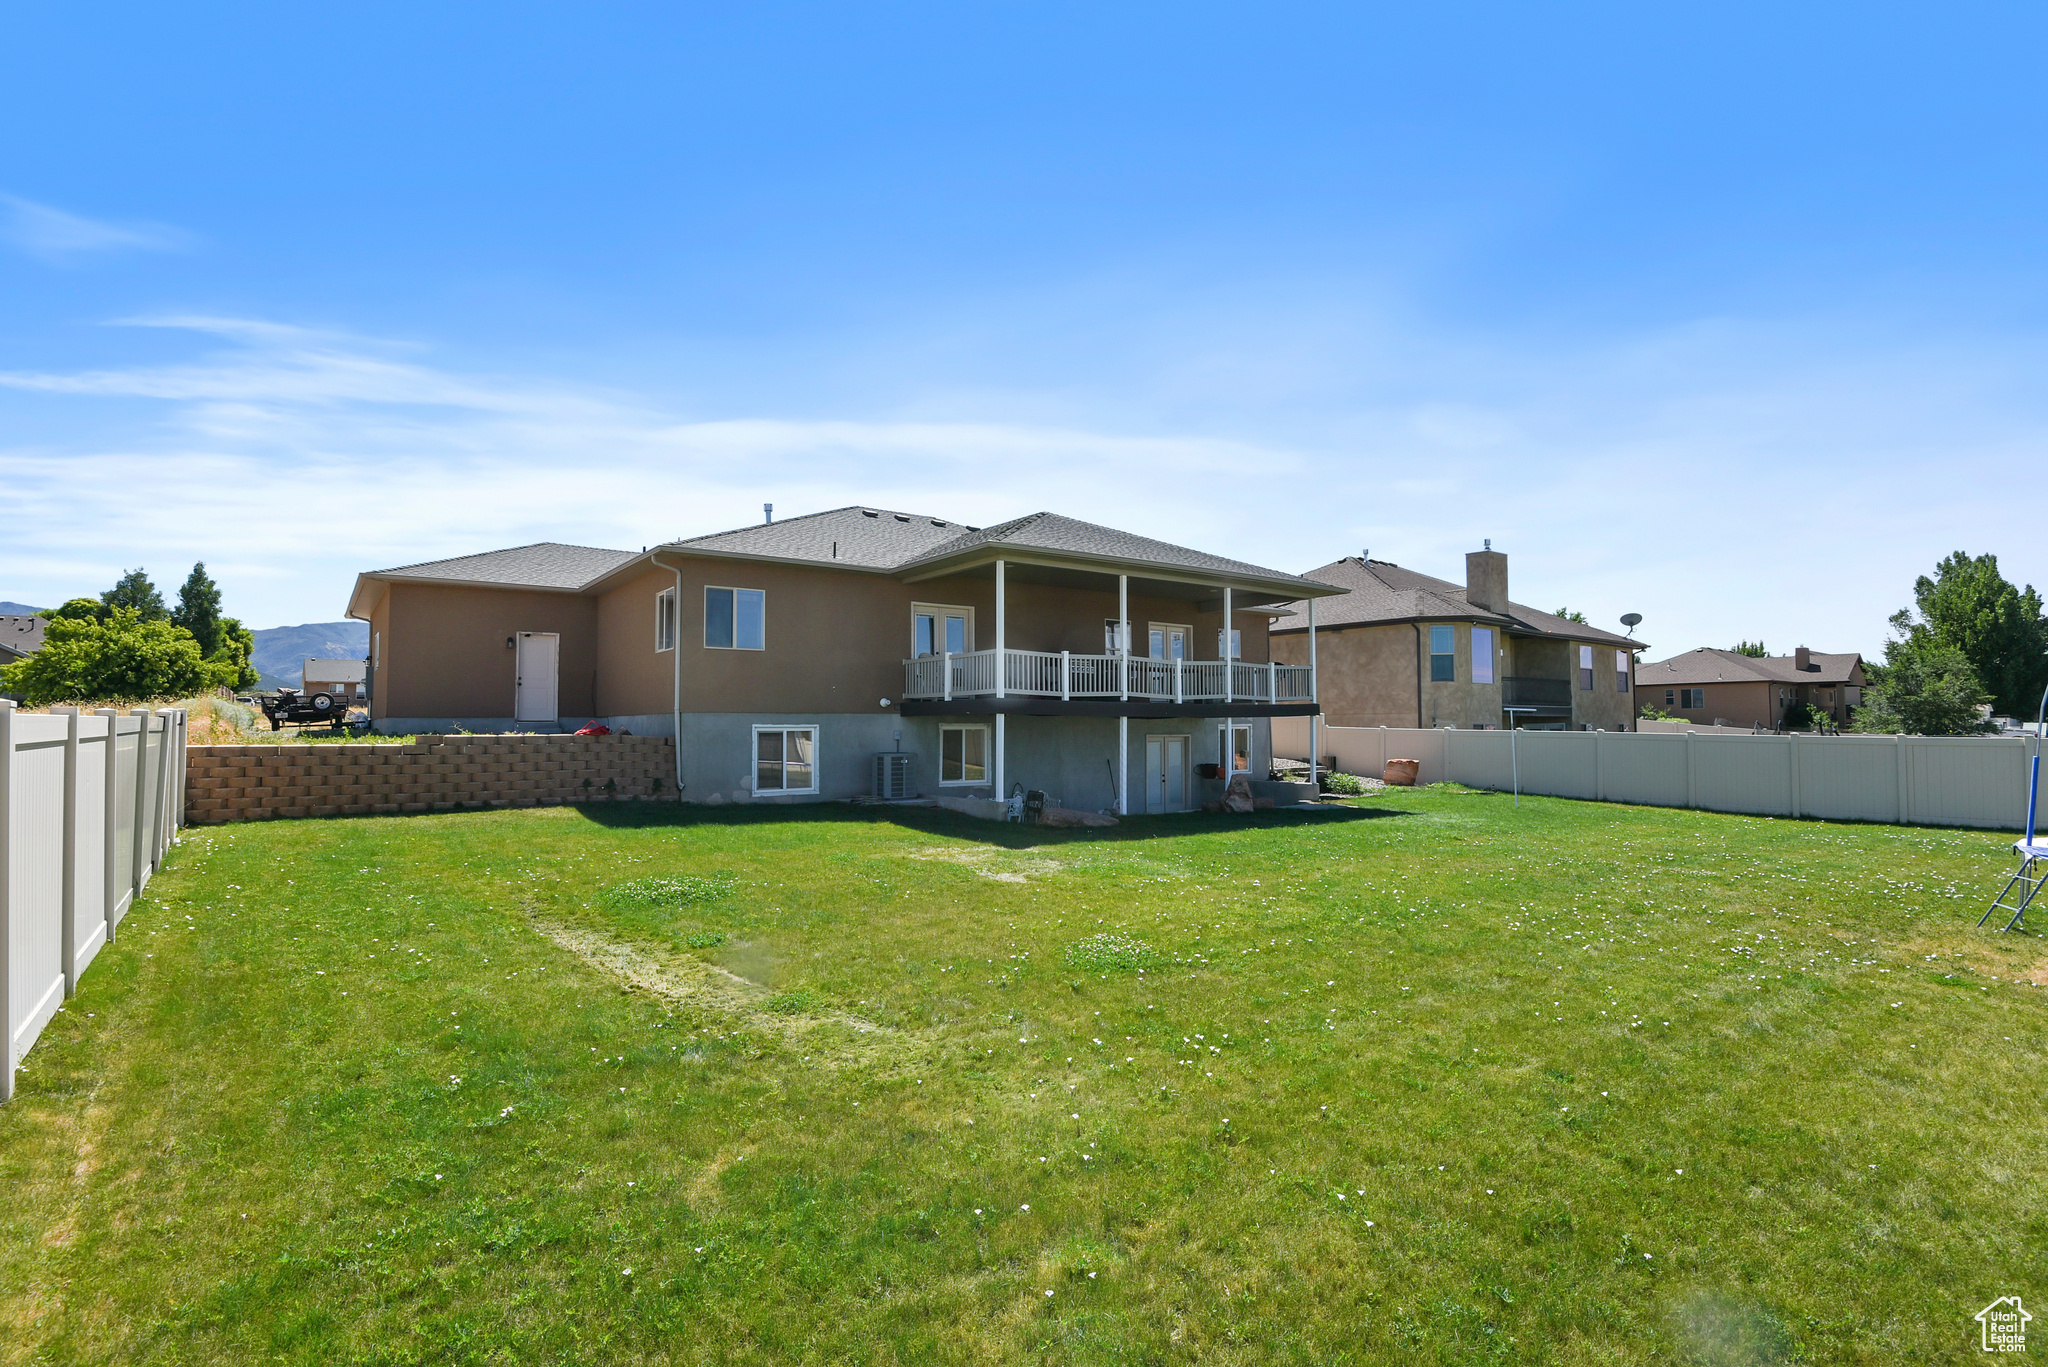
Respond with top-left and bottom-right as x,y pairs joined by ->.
1271,557 -> 1640,646
1,614 -> 47,661
369,542 -> 638,590
899,512 -> 1339,596
1636,647 -> 1863,687
666,505 -> 967,570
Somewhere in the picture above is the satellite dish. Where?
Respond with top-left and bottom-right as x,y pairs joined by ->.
1620,612 -> 1642,637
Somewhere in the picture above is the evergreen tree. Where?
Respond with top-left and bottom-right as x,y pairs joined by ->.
1910,552 -> 2048,718
171,562 -> 225,657
100,568 -> 167,621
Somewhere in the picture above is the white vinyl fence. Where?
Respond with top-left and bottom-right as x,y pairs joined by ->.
0,702 -> 187,1102
1275,718 -> 2039,833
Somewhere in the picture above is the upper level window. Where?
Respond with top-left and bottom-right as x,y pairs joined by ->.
1470,627 -> 1495,684
1429,625 -> 1455,681
655,588 -> 676,652
1104,619 -> 1125,654
1579,644 -> 1595,691
1150,623 -> 1189,660
915,604 -> 971,657
1217,628 -> 1243,660
705,587 -> 765,650
1615,649 -> 1629,693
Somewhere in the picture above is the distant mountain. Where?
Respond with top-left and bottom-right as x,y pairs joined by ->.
0,601 -> 45,615
251,620 -> 369,691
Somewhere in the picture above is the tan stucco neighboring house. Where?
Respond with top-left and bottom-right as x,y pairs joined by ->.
343,509 -> 1345,812
1268,547 -> 1644,731
1635,646 -> 1865,730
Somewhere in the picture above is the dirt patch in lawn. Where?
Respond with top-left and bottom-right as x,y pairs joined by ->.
527,914 -> 888,1043
898,847 -> 1066,883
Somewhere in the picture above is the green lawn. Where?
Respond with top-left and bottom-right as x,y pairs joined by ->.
3,788 -> 2043,1365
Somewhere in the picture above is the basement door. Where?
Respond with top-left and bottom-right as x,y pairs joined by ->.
1144,733 -> 1189,813
514,632 -> 559,722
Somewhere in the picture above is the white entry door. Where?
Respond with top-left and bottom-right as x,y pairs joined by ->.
514,632 -> 559,722
1145,734 -> 1188,813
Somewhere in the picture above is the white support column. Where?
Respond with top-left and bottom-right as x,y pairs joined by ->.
1268,660 -> 1277,704
58,708 -> 79,997
1061,650 -> 1071,702
1308,597 -> 1320,790
1118,574 -> 1129,702
1,699 -> 15,1103
97,709 -> 118,940
1174,656 -> 1183,705
994,559 -> 1006,701
1117,714 -> 1128,816
942,651 -> 952,703
995,711 -> 1007,808
1223,585 -> 1233,704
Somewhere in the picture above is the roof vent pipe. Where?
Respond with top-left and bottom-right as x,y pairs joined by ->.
764,503 -> 774,524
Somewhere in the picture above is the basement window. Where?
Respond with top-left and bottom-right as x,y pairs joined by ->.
753,726 -> 817,794
940,725 -> 990,784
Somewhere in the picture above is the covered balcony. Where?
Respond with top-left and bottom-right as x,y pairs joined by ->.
904,649 -> 1314,708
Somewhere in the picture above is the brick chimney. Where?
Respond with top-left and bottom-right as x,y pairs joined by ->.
1466,544 -> 1508,614
1795,645 -> 1812,671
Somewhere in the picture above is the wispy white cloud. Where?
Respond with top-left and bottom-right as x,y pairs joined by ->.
0,311 -> 2043,657
1,195 -> 190,262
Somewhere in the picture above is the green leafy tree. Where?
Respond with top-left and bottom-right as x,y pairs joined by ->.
212,616 -> 260,690
100,568 -> 168,621
1732,640 -> 1768,657
1910,552 -> 2048,718
1850,616 -> 1993,736
172,562 -> 225,657
1553,607 -> 1588,624
0,607 -> 214,706
46,597 -> 110,623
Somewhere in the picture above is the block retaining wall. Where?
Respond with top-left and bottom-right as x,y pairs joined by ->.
184,734 -> 677,823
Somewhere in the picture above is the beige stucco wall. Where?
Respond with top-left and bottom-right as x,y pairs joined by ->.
1278,621 -> 1640,730
1272,622 -> 1421,728
372,583 -> 600,721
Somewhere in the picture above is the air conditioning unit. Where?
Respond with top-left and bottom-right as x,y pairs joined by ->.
873,753 -> 915,800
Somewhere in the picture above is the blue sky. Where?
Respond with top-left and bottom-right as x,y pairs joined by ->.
3,4 -> 2044,660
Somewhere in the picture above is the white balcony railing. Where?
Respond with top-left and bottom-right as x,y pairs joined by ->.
903,649 -> 1313,705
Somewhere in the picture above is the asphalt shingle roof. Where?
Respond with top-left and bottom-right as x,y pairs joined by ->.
900,512 -> 1335,592
1269,557 -> 1640,646
368,543 -> 638,591
669,506 -> 968,569
1636,647 -> 1863,686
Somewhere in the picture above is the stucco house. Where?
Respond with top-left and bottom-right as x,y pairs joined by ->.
1268,547 -> 1643,731
1635,646 -> 1865,729
344,508 -> 1342,813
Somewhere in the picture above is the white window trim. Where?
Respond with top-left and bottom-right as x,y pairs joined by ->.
1148,621 -> 1192,660
750,724 -> 819,796
1220,722 -> 1253,774
938,723 -> 992,786
912,602 -> 976,657
705,585 -> 767,651
655,587 -> 676,653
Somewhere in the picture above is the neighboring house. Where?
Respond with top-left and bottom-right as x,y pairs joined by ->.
0,614 -> 46,668
344,509 -> 1343,812
1269,547 -> 1643,731
302,657 -> 368,699
1635,646 -> 1865,729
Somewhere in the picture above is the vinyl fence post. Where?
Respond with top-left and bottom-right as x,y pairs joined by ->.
130,709 -> 149,902
1788,732 -> 1802,820
1,699 -> 15,1102
59,709 -> 79,998
1684,729 -> 1697,811
1896,735 -> 1911,826
97,710 -> 119,941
